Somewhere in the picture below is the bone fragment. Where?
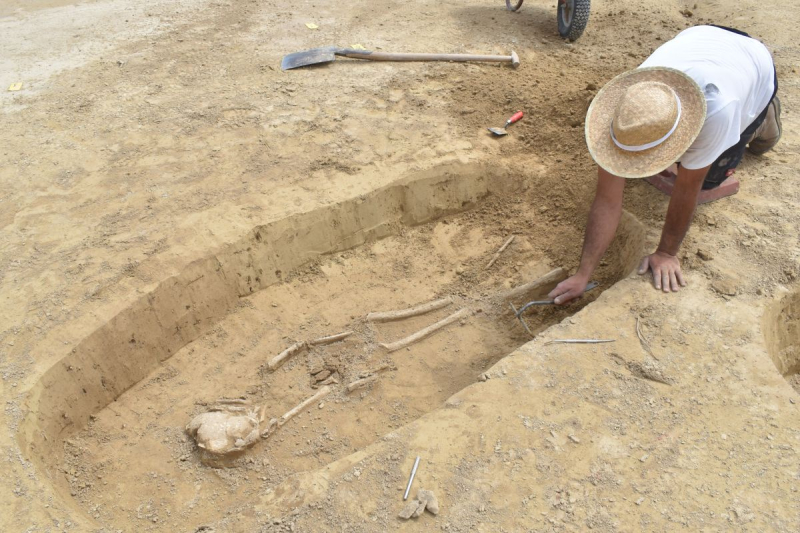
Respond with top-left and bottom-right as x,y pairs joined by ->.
636,317 -> 658,360
485,235 -> 515,269
215,397 -> 249,404
278,385 -> 332,427
380,307 -> 473,353
359,362 -> 392,378
209,405 -> 250,413
418,490 -> 440,515
347,374 -> 379,393
502,267 -> 567,304
366,297 -> 453,323
268,341 -> 308,371
398,499 -> 422,520
319,375 -> 339,386
314,369 -> 332,381
309,330 -> 353,346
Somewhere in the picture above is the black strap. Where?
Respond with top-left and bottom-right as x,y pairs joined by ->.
709,24 -> 751,38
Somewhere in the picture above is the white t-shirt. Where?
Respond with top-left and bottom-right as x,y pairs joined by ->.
640,26 -> 775,169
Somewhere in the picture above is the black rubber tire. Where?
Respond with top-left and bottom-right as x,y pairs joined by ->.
505,0 -> 524,12
557,0 -> 590,41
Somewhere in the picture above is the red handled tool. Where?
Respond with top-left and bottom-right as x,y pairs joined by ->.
488,111 -> 524,136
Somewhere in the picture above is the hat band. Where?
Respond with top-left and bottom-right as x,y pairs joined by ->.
610,93 -> 682,152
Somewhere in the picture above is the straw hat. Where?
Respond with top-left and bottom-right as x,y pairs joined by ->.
585,67 -> 706,178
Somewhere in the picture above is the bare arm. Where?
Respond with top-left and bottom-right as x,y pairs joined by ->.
638,164 -> 709,291
656,164 -> 708,255
576,167 -> 626,279
549,167 -> 625,304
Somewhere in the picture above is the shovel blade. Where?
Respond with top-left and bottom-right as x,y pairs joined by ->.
281,47 -> 337,70
488,127 -> 508,136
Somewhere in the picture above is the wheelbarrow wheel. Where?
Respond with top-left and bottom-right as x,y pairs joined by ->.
558,0 -> 590,41
505,0 -> 524,12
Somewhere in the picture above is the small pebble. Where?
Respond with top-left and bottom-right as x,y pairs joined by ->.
696,249 -> 713,261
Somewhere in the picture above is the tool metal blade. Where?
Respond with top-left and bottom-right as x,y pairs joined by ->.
281,47 -> 338,70
488,127 -> 508,136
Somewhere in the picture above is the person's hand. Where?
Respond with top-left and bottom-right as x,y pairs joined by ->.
548,274 -> 590,305
638,251 -> 686,292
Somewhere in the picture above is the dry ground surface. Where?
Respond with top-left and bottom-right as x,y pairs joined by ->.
1,0 -> 799,531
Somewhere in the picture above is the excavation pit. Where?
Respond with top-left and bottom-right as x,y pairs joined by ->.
20,164 -> 645,529
765,287 -> 800,395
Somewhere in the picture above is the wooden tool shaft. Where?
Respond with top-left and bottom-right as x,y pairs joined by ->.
338,50 -> 518,65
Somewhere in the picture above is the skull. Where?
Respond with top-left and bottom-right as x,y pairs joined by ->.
186,400 -> 271,455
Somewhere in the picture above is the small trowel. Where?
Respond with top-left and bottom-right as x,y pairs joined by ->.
488,111 -> 524,136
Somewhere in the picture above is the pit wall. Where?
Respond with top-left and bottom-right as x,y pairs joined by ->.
764,287 -> 800,377
18,164 -> 517,473
19,161 -> 647,500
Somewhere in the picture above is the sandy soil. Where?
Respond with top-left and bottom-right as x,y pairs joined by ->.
1,0 -> 799,531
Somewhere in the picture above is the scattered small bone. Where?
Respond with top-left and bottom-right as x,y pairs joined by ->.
636,317 -> 658,360
380,307 -> 473,352
569,435 -> 580,444
307,354 -> 326,375
214,397 -> 249,405
314,369 -> 332,382
309,330 -> 353,346
640,453 -> 649,462
626,360 -> 674,385
418,490 -> 440,515
208,404 -> 251,413
320,375 -> 340,386
485,235 -> 515,269
502,267 -> 567,304
399,499 -> 421,519
347,374 -> 378,393
268,341 -> 307,371
360,362 -> 392,378
278,386 -> 332,428
367,297 -> 453,323
636,496 -> 645,506
411,500 -> 427,518
544,339 -> 615,345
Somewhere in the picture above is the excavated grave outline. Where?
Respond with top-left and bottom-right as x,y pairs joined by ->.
17,162 -> 647,514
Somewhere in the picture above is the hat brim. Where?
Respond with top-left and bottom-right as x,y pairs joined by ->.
585,67 -> 706,179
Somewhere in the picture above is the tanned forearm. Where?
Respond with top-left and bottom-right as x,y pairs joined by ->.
656,165 -> 709,255
576,168 -> 626,279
